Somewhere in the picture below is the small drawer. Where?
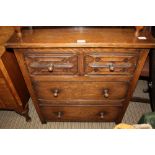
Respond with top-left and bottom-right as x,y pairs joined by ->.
84,51 -> 139,75
24,52 -> 78,75
33,81 -> 129,101
40,106 -> 122,122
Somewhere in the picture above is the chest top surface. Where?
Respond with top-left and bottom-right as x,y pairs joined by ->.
6,27 -> 155,49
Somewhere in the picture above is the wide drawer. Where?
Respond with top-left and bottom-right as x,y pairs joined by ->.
40,106 -> 122,122
84,51 -> 139,75
24,51 -> 78,75
33,81 -> 129,101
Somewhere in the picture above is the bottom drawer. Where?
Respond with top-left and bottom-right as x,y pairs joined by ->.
40,106 -> 122,122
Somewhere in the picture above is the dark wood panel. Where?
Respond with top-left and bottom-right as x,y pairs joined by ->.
1,51 -> 30,108
0,27 -> 31,121
0,69 -> 3,78
0,78 -> 16,109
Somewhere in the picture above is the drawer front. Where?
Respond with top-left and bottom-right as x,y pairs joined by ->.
24,52 -> 78,75
84,52 -> 139,75
40,106 -> 121,121
0,78 -> 16,108
33,81 -> 129,101
40,106 -> 121,122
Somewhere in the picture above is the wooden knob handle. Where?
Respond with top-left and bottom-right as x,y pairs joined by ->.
100,112 -> 104,119
109,63 -> 115,72
57,112 -> 63,118
48,64 -> 54,72
103,89 -> 109,98
53,89 -> 59,97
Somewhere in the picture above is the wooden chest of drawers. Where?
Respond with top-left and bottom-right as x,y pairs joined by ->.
6,27 -> 155,123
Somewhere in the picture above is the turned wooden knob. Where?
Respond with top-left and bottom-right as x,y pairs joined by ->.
100,112 -> 105,119
109,63 -> 115,72
103,89 -> 109,98
48,64 -> 54,72
53,89 -> 59,97
57,112 -> 63,118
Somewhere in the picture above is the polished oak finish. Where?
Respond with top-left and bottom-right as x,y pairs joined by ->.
0,27 -> 30,121
84,49 -> 139,75
33,81 -> 129,101
39,106 -> 122,122
6,27 -> 155,123
7,27 -> 155,48
24,51 -> 78,75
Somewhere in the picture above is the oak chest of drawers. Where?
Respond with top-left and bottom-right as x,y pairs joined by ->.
6,27 -> 155,123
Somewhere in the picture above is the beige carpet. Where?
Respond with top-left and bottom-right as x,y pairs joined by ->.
0,80 -> 151,129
